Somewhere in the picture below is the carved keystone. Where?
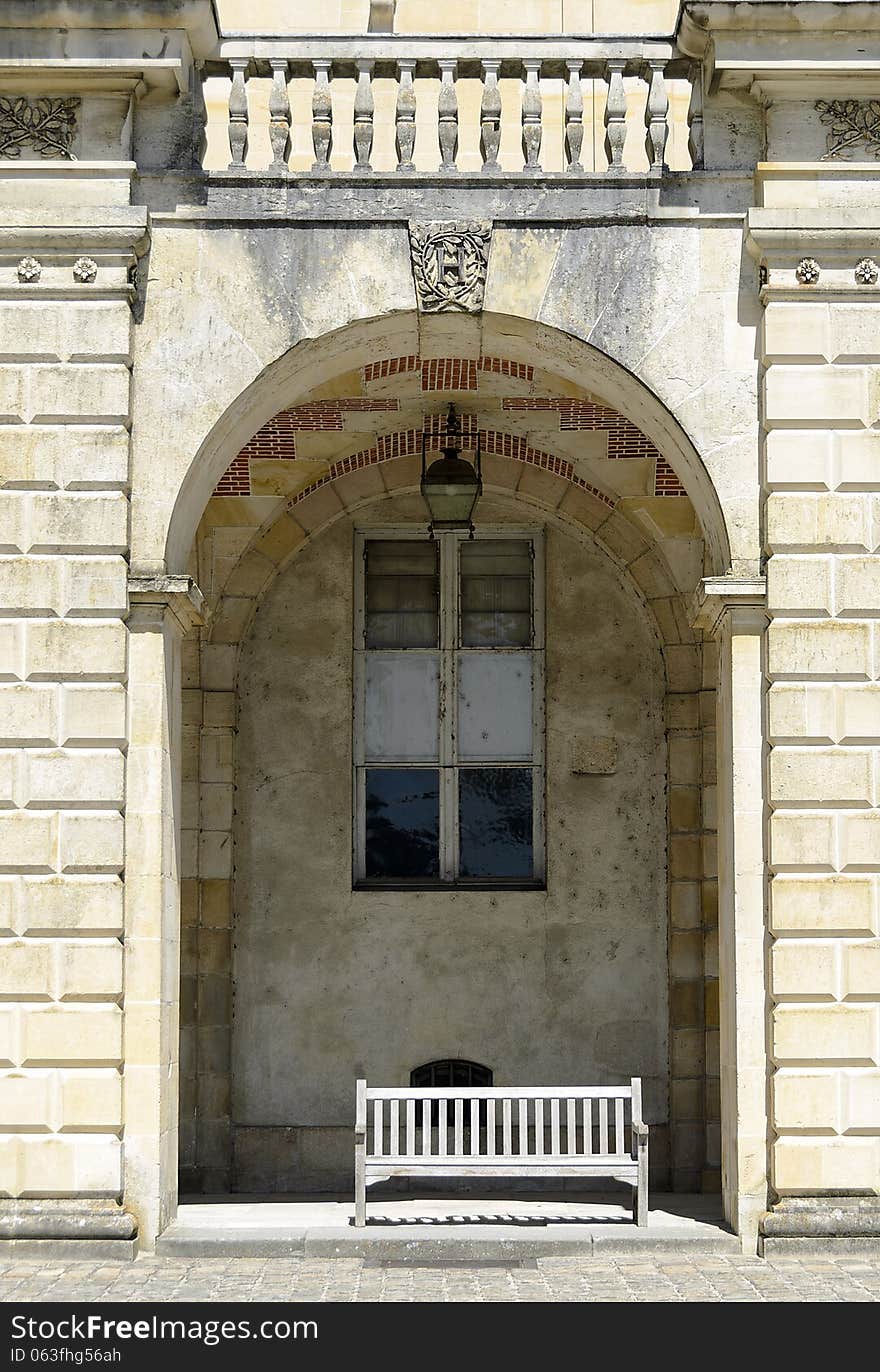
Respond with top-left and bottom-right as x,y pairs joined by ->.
408,221 -> 492,313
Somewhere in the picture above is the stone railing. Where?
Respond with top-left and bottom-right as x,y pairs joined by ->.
199,36 -> 702,177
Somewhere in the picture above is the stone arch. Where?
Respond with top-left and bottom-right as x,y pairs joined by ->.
163,311 -> 732,579
179,459 -> 717,1198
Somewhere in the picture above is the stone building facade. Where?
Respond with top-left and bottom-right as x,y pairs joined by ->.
0,0 -> 878,1254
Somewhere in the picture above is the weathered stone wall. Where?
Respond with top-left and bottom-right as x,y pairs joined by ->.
231,495 -> 670,1190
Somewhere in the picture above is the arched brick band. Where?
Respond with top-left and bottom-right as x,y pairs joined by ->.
286,428 -> 616,511
213,357 -> 688,499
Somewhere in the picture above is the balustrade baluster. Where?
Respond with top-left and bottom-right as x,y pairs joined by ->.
191,60 -> 208,168
644,59 -> 668,172
353,59 -> 374,172
311,60 -> 333,172
480,60 -> 502,174
268,59 -> 291,171
564,59 -> 584,173
227,59 -> 249,169
437,59 -> 458,173
395,59 -> 416,172
687,62 -> 704,169
521,58 -> 542,171
603,59 -> 627,172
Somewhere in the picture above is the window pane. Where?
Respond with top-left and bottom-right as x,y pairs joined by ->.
365,653 -> 440,761
457,653 -> 533,760
366,540 -> 438,647
460,539 -> 531,646
459,768 -> 533,879
365,768 -> 439,879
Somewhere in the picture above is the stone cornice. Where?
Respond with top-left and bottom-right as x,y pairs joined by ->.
746,203 -> 880,297
677,2 -> 880,93
0,2 -> 219,61
691,576 -> 767,637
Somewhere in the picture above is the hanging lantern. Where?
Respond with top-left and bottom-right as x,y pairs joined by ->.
420,404 -> 483,534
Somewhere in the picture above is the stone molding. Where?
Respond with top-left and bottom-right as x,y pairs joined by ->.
691,576 -> 767,638
0,1200 -> 136,1242
762,1196 -> 880,1248
747,204 -> 880,297
0,208 -> 149,303
128,575 -> 205,634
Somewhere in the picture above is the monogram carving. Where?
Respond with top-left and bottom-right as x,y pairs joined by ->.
409,222 -> 492,313
0,96 -> 79,158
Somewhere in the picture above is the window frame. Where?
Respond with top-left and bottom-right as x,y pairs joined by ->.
352,526 -> 546,890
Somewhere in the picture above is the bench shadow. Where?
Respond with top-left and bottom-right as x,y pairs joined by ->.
349,1211 -> 632,1227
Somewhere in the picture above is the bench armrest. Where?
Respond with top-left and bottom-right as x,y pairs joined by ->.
632,1121 -> 649,1141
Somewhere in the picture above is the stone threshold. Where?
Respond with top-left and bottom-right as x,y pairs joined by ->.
155,1192 -> 742,1260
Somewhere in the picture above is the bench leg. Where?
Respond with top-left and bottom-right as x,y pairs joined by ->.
635,1137 -> 649,1227
354,1140 -> 367,1228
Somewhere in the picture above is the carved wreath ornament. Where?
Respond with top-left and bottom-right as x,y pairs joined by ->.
409,222 -> 492,313
0,96 -> 79,159
816,99 -> 880,160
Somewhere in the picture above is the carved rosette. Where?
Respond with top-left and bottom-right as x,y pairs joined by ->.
796,258 -> 820,285
73,257 -> 98,284
16,257 -> 41,283
409,222 -> 492,313
855,258 -> 879,285
0,96 -> 79,158
816,100 -> 880,160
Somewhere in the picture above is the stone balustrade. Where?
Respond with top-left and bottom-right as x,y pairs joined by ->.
199,38 -> 702,176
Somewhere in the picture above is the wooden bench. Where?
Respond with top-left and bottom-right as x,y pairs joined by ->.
354,1078 -> 648,1228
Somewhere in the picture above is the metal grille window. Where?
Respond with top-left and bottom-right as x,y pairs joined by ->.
410,1060 -> 493,1090
354,529 -> 544,886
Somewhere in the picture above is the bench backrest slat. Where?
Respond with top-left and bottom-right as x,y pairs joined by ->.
358,1081 -> 638,1162
364,1085 -> 634,1101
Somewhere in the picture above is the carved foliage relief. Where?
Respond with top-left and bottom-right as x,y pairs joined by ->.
816,100 -> 880,160
409,222 -> 492,313
0,96 -> 79,158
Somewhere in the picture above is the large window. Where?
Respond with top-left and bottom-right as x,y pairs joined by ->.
353,530 -> 544,886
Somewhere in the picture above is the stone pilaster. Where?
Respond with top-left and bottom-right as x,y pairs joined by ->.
124,577 -> 203,1249
694,577 -> 769,1251
0,214 -> 145,1239
749,206 -> 880,1246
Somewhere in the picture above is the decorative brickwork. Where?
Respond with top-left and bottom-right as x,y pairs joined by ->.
362,355 -> 419,383
213,374 -> 686,498
283,427 -> 616,509
654,456 -> 688,496
213,454 -> 252,495
421,357 -> 478,391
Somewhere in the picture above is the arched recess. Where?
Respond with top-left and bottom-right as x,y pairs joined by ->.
177,453 -> 719,1199
164,311 -> 732,580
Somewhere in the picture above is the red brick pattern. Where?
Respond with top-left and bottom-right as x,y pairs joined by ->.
421,358 -> 479,392
238,411 -> 300,460
362,356 -> 419,384
214,454 -> 251,496
478,357 -> 534,381
362,354 -> 534,391
654,456 -> 687,496
213,362 -> 686,498
285,428 -> 616,512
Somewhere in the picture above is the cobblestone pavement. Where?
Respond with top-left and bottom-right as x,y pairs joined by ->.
1,1254 -> 879,1302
